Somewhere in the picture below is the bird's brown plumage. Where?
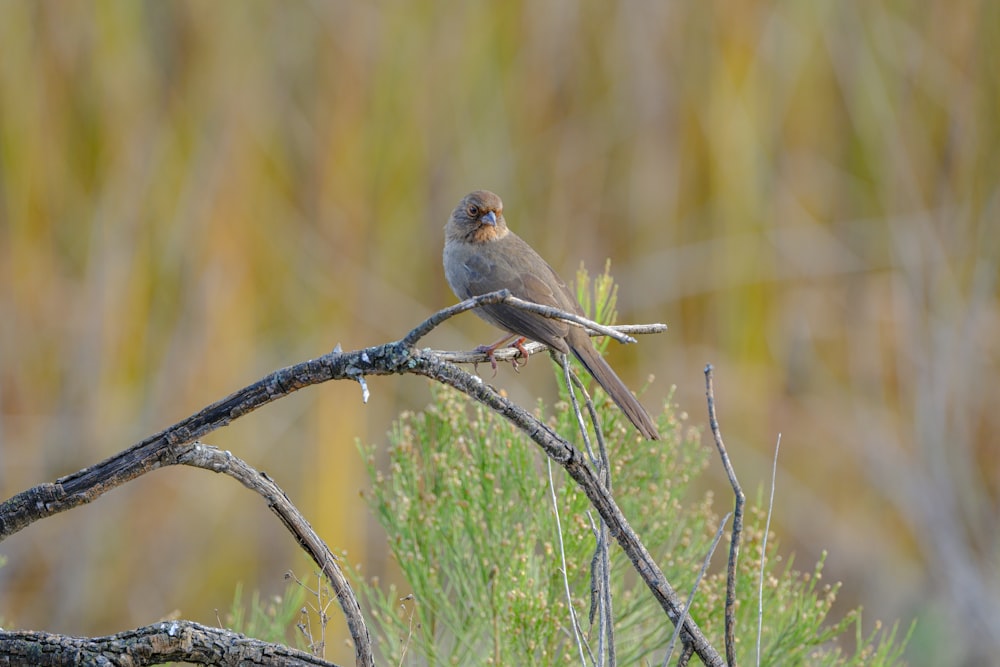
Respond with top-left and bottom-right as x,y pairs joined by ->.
443,190 -> 660,440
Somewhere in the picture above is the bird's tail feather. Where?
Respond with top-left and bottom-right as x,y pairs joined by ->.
570,340 -> 660,440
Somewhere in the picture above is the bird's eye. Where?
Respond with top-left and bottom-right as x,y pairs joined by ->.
467,205 -> 479,217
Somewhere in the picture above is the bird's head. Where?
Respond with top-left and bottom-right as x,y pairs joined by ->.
446,190 -> 508,243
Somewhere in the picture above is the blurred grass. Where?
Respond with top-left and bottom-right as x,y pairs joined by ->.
0,1 -> 997,664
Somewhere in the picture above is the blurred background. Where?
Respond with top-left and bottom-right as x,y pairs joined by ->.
1,1 -> 997,664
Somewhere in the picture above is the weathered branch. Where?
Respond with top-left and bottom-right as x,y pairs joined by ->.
0,621 -> 339,667
177,442 -> 368,666
0,295 -> 723,665
401,290 -> 654,348
429,323 -> 666,365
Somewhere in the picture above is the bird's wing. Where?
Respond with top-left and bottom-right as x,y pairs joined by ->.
458,234 -> 578,349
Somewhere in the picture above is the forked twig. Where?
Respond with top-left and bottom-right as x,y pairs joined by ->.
663,512 -> 731,667
705,364 -> 745,667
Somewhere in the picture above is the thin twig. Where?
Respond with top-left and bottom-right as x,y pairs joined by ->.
429,323 -> 666,366
559,353 -> 615,667
547,458 -> 590,667
500,294 -> 641,344
178,442 -> 370,667
402,290 -> 512,346
406,290 -> 665,350
554,353 -> 611,475
705,364 -> 745,667
662,512 -> 731,667
586,510 -> 616,667
396,595 -> 417,667
561,353 -> 596,464
757,433 -> 781,667
286,571 -> 334,657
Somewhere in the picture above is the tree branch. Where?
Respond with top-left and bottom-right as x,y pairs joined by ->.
430,322 -> 667,368
0,296 -> 722,665
177,442 -> 370,667
0,621 -> 340,667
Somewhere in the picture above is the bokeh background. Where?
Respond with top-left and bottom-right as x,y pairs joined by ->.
1,2 -> 998,664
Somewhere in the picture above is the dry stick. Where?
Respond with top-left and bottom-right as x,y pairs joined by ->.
757,434 -> 781,667
286,570 -> 333,655
177,442 -> 355,662
391,595 -> 418,667
585,510 -> 615,667
402,291 -> 639,349
547,456 -> 590,667
705,364 -> 745,667
662,512 -> 731,667
560,355 -> 615,667
558,352 -> 603,645
431,323 -> 667,366
0,621 -> 338,667
495,295 -> 639,344
555,352 -> 613,480
570,365 -> 617,667
561,352 -> 596,463
0,292 -> 721,667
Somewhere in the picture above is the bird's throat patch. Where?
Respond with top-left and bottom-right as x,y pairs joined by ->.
472,223 -> 507,244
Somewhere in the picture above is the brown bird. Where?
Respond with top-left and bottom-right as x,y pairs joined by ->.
443,190 -> 660,440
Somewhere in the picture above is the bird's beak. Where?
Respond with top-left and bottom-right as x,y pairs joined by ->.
481,210 -> 497,226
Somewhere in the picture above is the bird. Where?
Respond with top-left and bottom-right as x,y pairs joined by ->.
443,190 -> 660,440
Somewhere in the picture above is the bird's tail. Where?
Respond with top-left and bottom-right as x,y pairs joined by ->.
569,337 -> 660,440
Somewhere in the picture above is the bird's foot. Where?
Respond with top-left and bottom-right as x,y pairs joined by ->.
472,343 -> 501,377
471,334 -> 517,377
509,337 -> 529,373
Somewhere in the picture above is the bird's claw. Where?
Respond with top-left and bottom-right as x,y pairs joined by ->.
471,337 -> 527,377
473,344 -> 500,378
509,337 -> 529,373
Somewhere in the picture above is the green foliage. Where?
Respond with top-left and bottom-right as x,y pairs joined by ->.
356,384 -> 910,665
574,259 -> 619,357
226,579 -> 309,651
358,386 -> 575,665
352,269 -> 910,665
